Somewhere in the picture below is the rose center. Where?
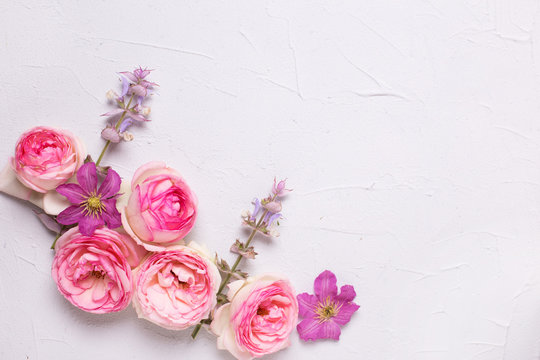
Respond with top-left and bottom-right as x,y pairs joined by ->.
257,307 -> 269,316
90,269 -> 106,279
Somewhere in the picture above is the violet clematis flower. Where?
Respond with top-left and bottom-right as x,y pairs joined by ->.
297,270 -> 360,341
56,162 -> 122,236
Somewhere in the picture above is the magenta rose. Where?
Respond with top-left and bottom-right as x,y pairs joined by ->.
132,243 -> 220,330
52,227 -> 147,313
211,274 -> 298,360
121,161 -> 197,251
11,126 -> 85,193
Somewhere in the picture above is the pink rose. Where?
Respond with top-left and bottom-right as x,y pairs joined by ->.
211,274 -> 298,360
121,161 -> 197,251
11,126 -> 85,193
52,227 -> 147,314
132,243 -> 220,330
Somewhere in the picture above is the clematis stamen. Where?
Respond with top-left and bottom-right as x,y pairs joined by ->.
315,297 -> 342,322
84,194 -> 105,216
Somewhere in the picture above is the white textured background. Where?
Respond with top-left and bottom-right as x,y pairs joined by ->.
1,0 -> 540,359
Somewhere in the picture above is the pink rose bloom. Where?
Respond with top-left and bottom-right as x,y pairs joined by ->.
11,126 -> 85,193
52,227 -> 147,314
132,243 -> 220,330
211,274 -> 298,360
121,161 -> 197,251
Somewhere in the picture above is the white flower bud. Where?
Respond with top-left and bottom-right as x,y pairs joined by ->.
141,107 -> 151,117
269,228 -> 280,237
122,132 -> 134,142
106,89 -> 118,101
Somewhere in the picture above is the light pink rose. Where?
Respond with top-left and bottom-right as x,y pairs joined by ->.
122,161 -> 197,251
52,227 -> 147,314
132,243 -> 220,330
211,274 -> 298,360
11,126 -> 85,193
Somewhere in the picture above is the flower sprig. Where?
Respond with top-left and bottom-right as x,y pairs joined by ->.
97,67 -> 156,166
191,178 -> 291,339
52,68 -> 156,243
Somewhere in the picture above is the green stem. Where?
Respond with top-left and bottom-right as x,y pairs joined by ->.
95,95 -> 134,167
53,95 -> 135,249
217,211 -> 267,294
50,226 -> 67,249
191,195 -> 277,339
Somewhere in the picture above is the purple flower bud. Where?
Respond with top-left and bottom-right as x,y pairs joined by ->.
101,126 -> 121,143
272,178 -> 292,197
267,212 -> 282,226
264,200 -> 282,213
119,118 -> 133,132
250,198 -> 262,221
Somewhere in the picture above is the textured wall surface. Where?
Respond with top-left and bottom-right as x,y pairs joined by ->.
1,1 -> 540,359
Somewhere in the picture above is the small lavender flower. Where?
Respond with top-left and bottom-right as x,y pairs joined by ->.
101,67 -> 157,139
297,270 -> 360,341
272,177 -> 292,197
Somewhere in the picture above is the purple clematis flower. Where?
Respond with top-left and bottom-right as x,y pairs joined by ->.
56,162 -> 122,236
297,270 -> 360,341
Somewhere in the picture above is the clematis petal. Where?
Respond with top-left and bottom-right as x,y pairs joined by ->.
320,320 -> 341,340
297,292 -> 318,317
78,215 -> 104,236
77,162 -> 97,193
102,199 -> 122,229
296,318 -> 324,341
336,285 -> 356,303
98,169 -> 121,198
56,205 -> 84,225
314,270 -> 338,300
333,302 -> 360,326
56,183 -> 86,204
